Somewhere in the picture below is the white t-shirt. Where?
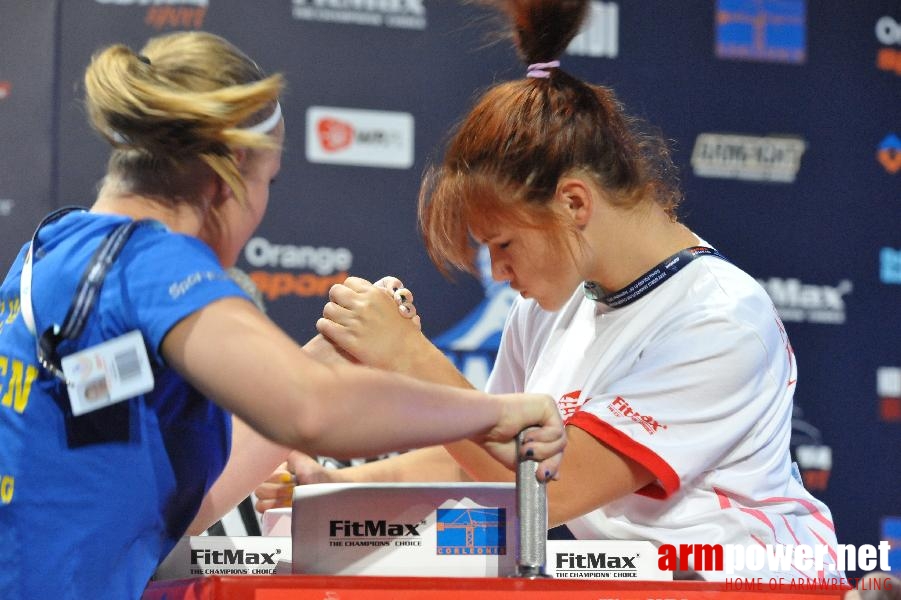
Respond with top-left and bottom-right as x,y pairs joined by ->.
486,248 -> 841,580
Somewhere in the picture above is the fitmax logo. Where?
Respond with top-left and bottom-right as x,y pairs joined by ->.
557,552 -> 637,569
329,519 -> 420,537
190,549 -> 276,565
758,278 -> 852,325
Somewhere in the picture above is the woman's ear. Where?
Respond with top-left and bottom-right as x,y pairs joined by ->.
556,177 -> 593,227
232,147 -> 247,168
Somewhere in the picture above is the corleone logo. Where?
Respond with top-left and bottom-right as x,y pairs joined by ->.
329,519 -> 424,548
306,106 -> 414,169
94,0 -> 207,29
715,0 -> 806,64
0,81 -> 10,100
292,0 -> 426,30
555,552 -> 639,579
243,236 -> 353,301
691,134 -> 806,183
436,508 -> 506,555
877,366 -> 901,423
566,1 -> 618,58
876,16 -> 901,76
757,277 -> 851,325
877,134 -> 901,174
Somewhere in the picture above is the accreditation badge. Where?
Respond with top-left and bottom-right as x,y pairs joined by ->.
61,330 -> 155,416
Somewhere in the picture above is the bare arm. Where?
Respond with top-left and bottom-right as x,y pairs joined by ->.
187,416 -> 289,534
254,446 -> 473,513
162,297 -> 565,472
316,277 -> 654,526
187,331 -> 366,533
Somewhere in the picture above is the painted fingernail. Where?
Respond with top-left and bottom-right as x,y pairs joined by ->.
525,448 -> 534,458
399,294 -> 407,303
545,470 -> 552,480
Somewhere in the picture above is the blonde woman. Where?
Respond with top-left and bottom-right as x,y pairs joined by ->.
0,31 -> 565,600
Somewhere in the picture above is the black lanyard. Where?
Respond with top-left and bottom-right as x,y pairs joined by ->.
583,246 -> 730,309
20,207 -> 149,381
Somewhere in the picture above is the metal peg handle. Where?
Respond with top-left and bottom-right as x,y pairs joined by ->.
515,427 -> 549,578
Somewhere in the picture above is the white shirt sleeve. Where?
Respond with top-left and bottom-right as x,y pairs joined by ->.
568,311 -> 790,498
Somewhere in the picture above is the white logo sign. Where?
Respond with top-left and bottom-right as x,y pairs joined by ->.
292,0 -> 426,30
876,16 -> 901,45
757,277 -> 852,324
567,1 -> 619,58
244,237 -> 353,275
691,133 -> 806,183
877,367 -> 901,397
306,106 -> 414,169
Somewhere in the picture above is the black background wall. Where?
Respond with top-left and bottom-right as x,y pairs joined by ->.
1,0 -> 898,579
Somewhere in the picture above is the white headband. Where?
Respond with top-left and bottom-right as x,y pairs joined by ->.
108,101 -> 282,145
242,102 -> 282,134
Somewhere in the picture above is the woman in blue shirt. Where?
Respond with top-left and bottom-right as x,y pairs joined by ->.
0,31 -> 565,599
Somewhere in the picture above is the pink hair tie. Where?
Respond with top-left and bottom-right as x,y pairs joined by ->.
526,60 -> 560,78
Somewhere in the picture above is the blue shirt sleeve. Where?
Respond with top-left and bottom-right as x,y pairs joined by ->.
113,225 -> 251,364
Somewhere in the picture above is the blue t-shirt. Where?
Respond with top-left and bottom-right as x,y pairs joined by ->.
0,211 -> 250,599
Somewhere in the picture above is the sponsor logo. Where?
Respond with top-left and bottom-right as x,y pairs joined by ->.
554,552 -> 639,579
0,81 -> 10,100
715,0 -> 806,64
877,134 -> 901,174
291,0 -> 426,30
94,0 -> 207,29
306,106 -> 414,169
881,247 -> 901,284
757,277 -> 851,325
657,542 -> 892,582
190,549 -> 277,566
243,236 -> 353,301
328,518 -> 425,548
436,508 -> 506,555
558,390 -> 586,421
691,133 -> 806,183
567,1 -> 618,58
607,396 -> 667,435
877,366 -> 901,423
876,16 -> 901,76
182,538 -> 289,576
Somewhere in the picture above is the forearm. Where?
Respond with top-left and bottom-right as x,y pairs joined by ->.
327,446 -> 474,483
387,332 -> 475,388
292,362 -> 501,458
188,417 -> 290,535
443,439 -> 515,482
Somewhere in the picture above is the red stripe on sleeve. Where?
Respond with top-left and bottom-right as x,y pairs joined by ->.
567,410 -> 681,499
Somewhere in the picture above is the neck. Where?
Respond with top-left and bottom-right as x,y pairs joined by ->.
91,181 -> 207,238
586,201 -> 699,293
